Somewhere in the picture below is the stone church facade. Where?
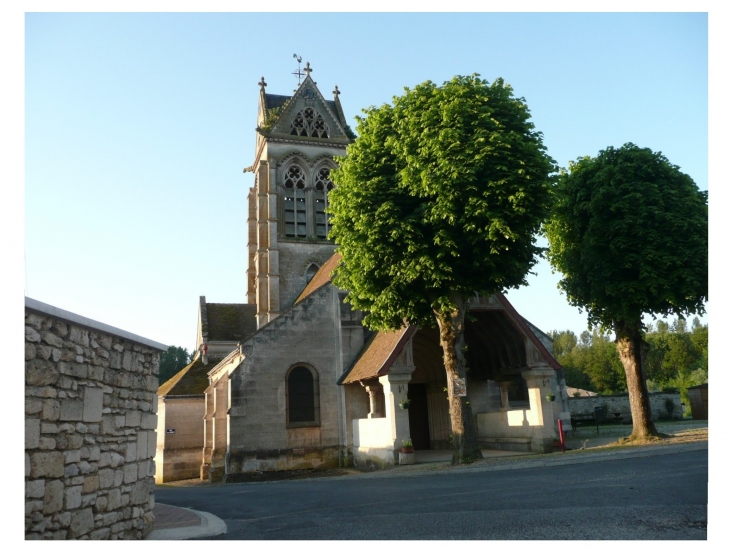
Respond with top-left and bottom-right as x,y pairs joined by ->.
155,65 -> 571,483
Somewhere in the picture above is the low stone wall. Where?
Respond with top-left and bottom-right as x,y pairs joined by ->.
25,299 -> 165,540
567,392 -> 683,421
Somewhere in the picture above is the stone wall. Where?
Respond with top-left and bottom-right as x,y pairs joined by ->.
25,299 -> 165,540
567,391 -> 683,422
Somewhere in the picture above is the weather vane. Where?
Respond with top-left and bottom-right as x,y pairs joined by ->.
292,54 -> 304,85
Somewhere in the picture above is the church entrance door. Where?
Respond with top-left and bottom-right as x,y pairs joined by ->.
407,384 -> 430,450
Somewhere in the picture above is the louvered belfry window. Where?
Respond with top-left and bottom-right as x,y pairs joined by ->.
284,165 -> 307,238
287,366 -> 317,424
315,167 -> 334,239
290,108 -> 329,139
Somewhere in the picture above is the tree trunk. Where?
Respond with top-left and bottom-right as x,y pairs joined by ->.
434,292 -> 483,464
614,319 -> 660,440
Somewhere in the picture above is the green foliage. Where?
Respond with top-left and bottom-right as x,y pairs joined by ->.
545,143 -> 708,330
329,75 -> 556,328
159,345 -> 192,385
551,318 -> 708,398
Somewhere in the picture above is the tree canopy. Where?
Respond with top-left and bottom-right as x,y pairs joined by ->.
545,143 -> 707,438
545,143 -> 708,331
329,75 -> 556,328
329,75 -> 556,461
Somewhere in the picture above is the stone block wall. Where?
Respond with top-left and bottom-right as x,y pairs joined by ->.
25,300 -> 165,540
567,391 -> 683,421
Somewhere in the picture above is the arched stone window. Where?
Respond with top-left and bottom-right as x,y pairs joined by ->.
283,165 -> 307,238
315,167 -> 335,239
305,263 -> 319,283
286,365 -> 320,427
290,108 -> 329,139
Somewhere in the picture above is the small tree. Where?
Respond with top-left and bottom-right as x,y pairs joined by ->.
545,143 -> 707,440
329,75 -> 555,463
159,345 -> 192,385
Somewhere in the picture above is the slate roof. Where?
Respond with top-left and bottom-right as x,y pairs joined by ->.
295,253 -> 342,304
206,303 -> 257,342
157,356 -> 210,397
264,93 -> 342,124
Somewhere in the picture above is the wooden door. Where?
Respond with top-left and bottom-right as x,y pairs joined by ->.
408,384 -> 431,450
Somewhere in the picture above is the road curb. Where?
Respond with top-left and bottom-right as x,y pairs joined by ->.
147,506 -> 227,540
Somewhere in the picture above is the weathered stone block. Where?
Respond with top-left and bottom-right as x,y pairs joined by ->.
26,453 -> 31,477
59,399 -> 83,421
25,398 -> 42,415
26,358 -> 59,387
136,431 -> 148,459
66,433 -> 84,449
90,528 -> 111,540
125,442 -> 137,462
68,326 -> 90,347
64,449 -> 81,464
147,431 -> 156,458
106,489 -> 121,511
26,418 -> 40,449
83,387 -> 103,422
31,451 -> 64,478
129,480 -> 149,505
41,331 -> 64,348
113,470 -> 124,487
43,480 -> 64,514
82,475 -> 99,493
123,464 -> 138,484
98,468 -> 114,489
140,413 -> 157,430
69,508 -> 94,538
122,351 -> 133,371
42,399 -> 60,421
26,343 -> 37,360
125,411 -> 141,428
26,326 -> 41,342
65,486 -> 82,510
26,479 -> 45,499
88,365 -> 104,381
39,437 -> 56,450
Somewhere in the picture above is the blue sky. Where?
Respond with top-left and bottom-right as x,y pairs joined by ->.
20,11 -> 709,350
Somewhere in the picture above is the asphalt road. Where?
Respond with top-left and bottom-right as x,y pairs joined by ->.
154,449 -> 707,540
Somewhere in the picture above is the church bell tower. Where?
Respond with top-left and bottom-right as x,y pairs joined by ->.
246,63 -> 353,328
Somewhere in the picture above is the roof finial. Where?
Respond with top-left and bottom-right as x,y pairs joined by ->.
333,85 -> 340,98
258,76 -> 267,90
304,61 -> 312,78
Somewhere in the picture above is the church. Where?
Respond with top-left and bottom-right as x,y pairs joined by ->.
154,64 -> 571,483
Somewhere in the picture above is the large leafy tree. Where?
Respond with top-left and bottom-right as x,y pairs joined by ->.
545,143 -> 707,440
329,75 -> 555,463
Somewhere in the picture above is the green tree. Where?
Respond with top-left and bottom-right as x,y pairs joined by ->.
545,143 -> 707,440
329,75 -> 555,463
159,346 -> 192,385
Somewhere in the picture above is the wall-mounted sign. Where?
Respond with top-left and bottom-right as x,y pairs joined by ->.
166,429 -> 176,434
453,378 -> 467,397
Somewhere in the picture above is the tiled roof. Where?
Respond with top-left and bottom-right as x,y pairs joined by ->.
206,303 -> 257,342
157,356 -> 210,397
295,253 -> 342,304
340,326 -> 416,385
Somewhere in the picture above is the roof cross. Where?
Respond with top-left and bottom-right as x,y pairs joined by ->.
258,76 -> 267,89
333,85 -> 340,98
304,61 -> 312,77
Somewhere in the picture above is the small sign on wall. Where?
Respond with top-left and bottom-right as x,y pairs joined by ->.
453,378 -> 467,397
166,429 -> 176,434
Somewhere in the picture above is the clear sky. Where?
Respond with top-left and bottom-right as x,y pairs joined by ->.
21,10 -> 709,351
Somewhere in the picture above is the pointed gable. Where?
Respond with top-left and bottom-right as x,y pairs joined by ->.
268,74 -> 351,145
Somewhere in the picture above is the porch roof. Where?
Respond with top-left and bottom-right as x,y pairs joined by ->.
339,326 -> 417,385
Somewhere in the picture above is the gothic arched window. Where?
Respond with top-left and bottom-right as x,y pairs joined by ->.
305,263 -> 319,283
283,165 -> 307,238
315,167 -> 335,239
286,365 -> 320,427
290,108 -> 329,139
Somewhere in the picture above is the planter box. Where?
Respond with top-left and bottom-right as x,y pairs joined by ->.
399,452 -> 415,465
